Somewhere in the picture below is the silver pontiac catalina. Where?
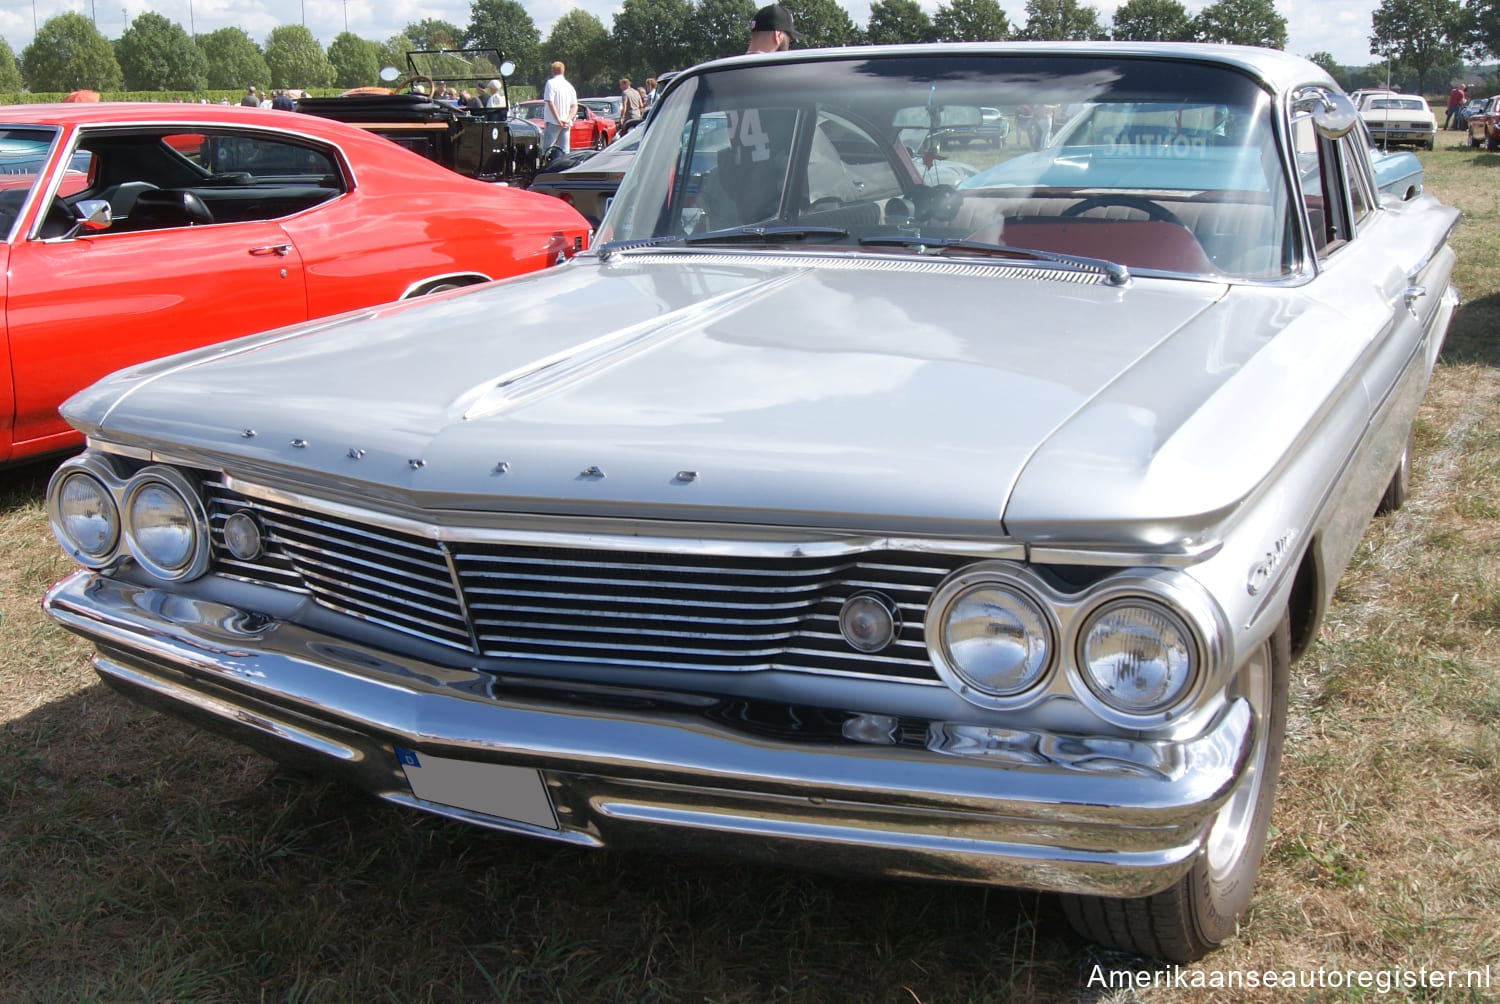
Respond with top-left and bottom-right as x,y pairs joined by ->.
44,44 -> 1458,961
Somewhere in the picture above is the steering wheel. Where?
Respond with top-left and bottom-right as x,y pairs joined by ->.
910,183 -> 962,223
1061,194 -> 1187,229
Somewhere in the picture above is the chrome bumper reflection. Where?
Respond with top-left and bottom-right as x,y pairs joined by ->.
44,570 -> 1256,898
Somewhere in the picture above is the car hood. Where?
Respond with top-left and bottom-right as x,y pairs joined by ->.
67,253 -> 1315,543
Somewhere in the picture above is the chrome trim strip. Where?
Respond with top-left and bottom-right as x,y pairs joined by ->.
1027,540 -> 1224,568
211,473 -> 1028,559
440,542 -> 483,656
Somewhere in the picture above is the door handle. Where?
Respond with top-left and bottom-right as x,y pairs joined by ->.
1402,284 -> 1427,309
249,244 -> 291,257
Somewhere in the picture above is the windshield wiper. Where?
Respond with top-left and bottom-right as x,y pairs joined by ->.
858,235 -> 1130,286
684,224 -> 850,245
596,225 -> 850,260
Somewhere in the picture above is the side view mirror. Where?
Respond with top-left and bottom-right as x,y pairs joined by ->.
1293,86 -> 1359,139
379,66 -> 400,84
500,61 -> 515,79
63,199 -> 112,239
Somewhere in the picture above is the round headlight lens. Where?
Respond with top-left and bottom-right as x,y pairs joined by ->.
1079,601 -> 1197,713
53,471 -> 119,564
123,470 -> 208,581
941,583 -> 1051,697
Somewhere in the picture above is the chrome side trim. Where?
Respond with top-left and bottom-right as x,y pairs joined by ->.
1027,540 -> 1223,568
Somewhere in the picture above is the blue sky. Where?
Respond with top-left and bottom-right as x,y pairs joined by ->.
0,1 -> 1384,70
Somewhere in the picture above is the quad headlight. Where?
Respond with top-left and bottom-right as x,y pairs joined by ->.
926,565 -> 1055,708
1077,600 -> 1197,714
927,563 -> 1222,722
121,467 -> 211,581
47,463 -> 120,567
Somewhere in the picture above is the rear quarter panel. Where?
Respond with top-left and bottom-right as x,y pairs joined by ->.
281,133 -> 588,317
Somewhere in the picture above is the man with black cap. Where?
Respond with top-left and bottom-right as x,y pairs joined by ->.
747,3 -> 798,52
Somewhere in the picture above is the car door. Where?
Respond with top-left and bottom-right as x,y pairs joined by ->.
572,107 -> 594,149
4,126 -> 310,457
1292,106 -> 1455,511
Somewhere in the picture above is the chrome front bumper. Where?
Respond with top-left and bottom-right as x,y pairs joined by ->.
45,570 -> 1255,898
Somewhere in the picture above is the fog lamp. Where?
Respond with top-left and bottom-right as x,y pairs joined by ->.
222,511 -> 264,561
839,592 -> 901,652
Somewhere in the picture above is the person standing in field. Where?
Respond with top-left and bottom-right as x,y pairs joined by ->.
542,61 -> 578,156
618,77 -> 644,135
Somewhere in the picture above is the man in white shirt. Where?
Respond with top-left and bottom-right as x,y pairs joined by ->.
542,61 -> 578,155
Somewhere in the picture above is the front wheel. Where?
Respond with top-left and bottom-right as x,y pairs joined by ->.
593,131 -> 607,150
1063,614 -> 1290,962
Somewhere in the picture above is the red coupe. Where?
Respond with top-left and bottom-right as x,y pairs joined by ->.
513,100 -> 617,151
0,103 -> 590,465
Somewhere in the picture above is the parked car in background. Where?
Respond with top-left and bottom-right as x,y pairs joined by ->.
0,102 -> 588,466
1357,91 -> 1436,149
1363,120 -> 1424,200
528,128 -> 643,226
1453,95 -> 1487,130
581,96 -> 623,122
514,99 -> 617,151
1468,95 -> 1500,149
45,43 -> 1457,965
296,49 -> 544,185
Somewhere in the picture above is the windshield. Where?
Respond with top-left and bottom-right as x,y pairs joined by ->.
0,127 -> 72,241
600,52 -> 1293,279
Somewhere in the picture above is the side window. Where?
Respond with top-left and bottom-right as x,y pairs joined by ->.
196,133 -> 338,181
1291,114 -> 1356,256
1338,133 -> 1373,225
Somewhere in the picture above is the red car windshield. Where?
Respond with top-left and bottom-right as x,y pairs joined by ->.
0,127 -> 71,240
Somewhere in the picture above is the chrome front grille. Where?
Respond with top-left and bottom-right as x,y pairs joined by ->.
205,481 -> 963,682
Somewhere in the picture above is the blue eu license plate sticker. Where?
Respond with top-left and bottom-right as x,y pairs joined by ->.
395,747 -> 557,829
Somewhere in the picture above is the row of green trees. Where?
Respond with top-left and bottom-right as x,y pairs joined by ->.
1367,0 -> 1500,94
2,0 -> 1498,102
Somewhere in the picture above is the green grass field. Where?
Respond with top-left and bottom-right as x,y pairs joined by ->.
2,134 -> 1498,1002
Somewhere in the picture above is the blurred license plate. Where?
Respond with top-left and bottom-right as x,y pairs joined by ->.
396,747 -> 557,829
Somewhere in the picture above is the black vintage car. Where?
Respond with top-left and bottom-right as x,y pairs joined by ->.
295,49 -> 543,186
